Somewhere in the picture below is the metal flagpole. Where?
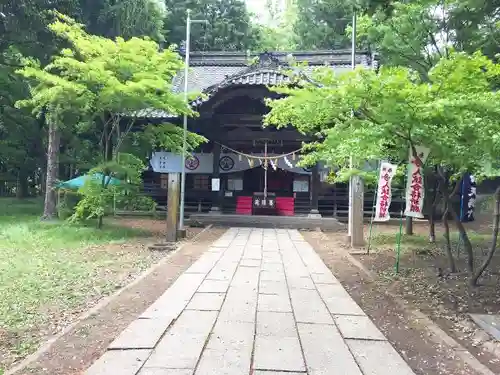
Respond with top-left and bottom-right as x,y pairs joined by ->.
179,10 -> 207,231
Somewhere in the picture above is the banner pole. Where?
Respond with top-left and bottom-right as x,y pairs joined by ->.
367,161 -> 381,254
395,208 -> 404,274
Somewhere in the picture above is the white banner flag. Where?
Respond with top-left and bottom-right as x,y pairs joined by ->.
374,162 -> 398,222
404,146 -> 430,218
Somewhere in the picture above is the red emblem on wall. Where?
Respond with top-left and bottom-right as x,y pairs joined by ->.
185,155 -> 200,170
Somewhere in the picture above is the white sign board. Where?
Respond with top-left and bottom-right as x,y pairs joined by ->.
211,178 -> 220,192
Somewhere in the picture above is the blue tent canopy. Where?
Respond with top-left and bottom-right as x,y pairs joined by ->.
56,173 -> 122,190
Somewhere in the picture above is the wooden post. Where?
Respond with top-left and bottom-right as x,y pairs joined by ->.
166,173 -> 180,243
351,175 -> 365,248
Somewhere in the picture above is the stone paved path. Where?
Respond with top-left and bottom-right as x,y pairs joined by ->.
86,228 -> 416,375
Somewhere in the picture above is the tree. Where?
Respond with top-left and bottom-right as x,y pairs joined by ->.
16,14 -> 206,219
264,52 -> 500,283
356,0 -> 500,74
293,0 -> 353,50
163,0 -> 259,51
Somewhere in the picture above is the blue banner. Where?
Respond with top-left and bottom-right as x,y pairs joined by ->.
460,173 -> 476,222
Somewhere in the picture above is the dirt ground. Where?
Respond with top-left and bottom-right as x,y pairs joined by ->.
8,223 -> 223,375
303,220 -> 500,375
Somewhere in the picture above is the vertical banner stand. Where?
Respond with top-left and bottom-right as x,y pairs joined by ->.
395,170 -> 407,274
367,162 -> 381,254
395,209 -> 404,274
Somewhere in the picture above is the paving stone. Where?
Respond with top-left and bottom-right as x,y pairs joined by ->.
316,284 -> 365,316
141,273 -> 206,319
253,336 -> 306,372
144,310 -> 217,369
254,372 -> 305,375
287,276 -> 315,290
108,317 -> 173,349
310,272 -> 339,285
218,287 -> 258,323
298,323 -> 362,375
196,321 -> 254,375
139,369 -> 193,375
262,252 -> 282,263
347,339 -> 415,375
186,293 -> 225,311
231,266 -> 260,287
206,261 -> 239,281
259,280 -> 288,295
261,262 -> 284,272
289,288 -> 334,324
239,258 -> 261,267
258,294 -> 292,312
257,311 -> 297,337
85,349 -> 151,375
185,252 -> 222,274
197,279 -> 229,293
260,270 -> 286,282
334,315 -> 385,340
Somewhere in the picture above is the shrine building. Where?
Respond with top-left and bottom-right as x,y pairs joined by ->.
134,50 -> 381,222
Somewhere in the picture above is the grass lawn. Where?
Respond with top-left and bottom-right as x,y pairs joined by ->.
0,198 -> 161,370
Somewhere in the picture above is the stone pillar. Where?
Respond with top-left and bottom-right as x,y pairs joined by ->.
308,164 -> 321,218
166,173 -> 180,242
210,142 -> 222,214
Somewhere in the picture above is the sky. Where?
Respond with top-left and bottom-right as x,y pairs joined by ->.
246,0 -> 271,23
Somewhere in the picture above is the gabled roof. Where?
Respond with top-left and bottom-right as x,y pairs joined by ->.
133,50 -> 378,119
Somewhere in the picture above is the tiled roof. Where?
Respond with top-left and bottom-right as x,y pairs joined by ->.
131,50 -> 377,119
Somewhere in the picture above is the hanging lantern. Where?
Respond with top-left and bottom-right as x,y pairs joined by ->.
292,152 -> 296,161
238,153 -> 242,162
247,157 -> 254,168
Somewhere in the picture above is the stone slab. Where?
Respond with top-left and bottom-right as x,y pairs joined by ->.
218,287 -> 258,323
108,317 -> 173,349
260,270 -> 286,282
347,339 -> 416,375
206,261 -> 239,281
239,258 -> 261,267
254,372 -> 305,375
310,272 -> 339,285
258,293 -> 292,313
85,349 -> 151,375
144,310 -> 217,369
196,321 -> 253,375
140,273 -> 205,319
287,276 -> 315,290
186,293 -> 225,311
139,369 -> 193,375
334,315 -> 385,341
316,284 -> 365,316
469,313 -> 500,340
253,336 -> 306,372
257,311 -> 297,337
197,279 -> 229,293
298,323 -> 362,375
231,266 -> 260,287
289,288 -> 334,324
259,280 -> 288,295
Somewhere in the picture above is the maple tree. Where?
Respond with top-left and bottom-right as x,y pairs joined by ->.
265,51 -> 500,284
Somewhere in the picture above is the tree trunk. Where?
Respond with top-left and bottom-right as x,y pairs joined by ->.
42,121 -> 60,220
16,170 -> 29,199
437,166 -> 474,274
442,206 -> 457,273
471,186 -> 500,286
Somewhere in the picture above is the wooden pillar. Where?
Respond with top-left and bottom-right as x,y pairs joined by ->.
210,142 -> 222,214
166,173 -> 180,242
308,164 -> 321,217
